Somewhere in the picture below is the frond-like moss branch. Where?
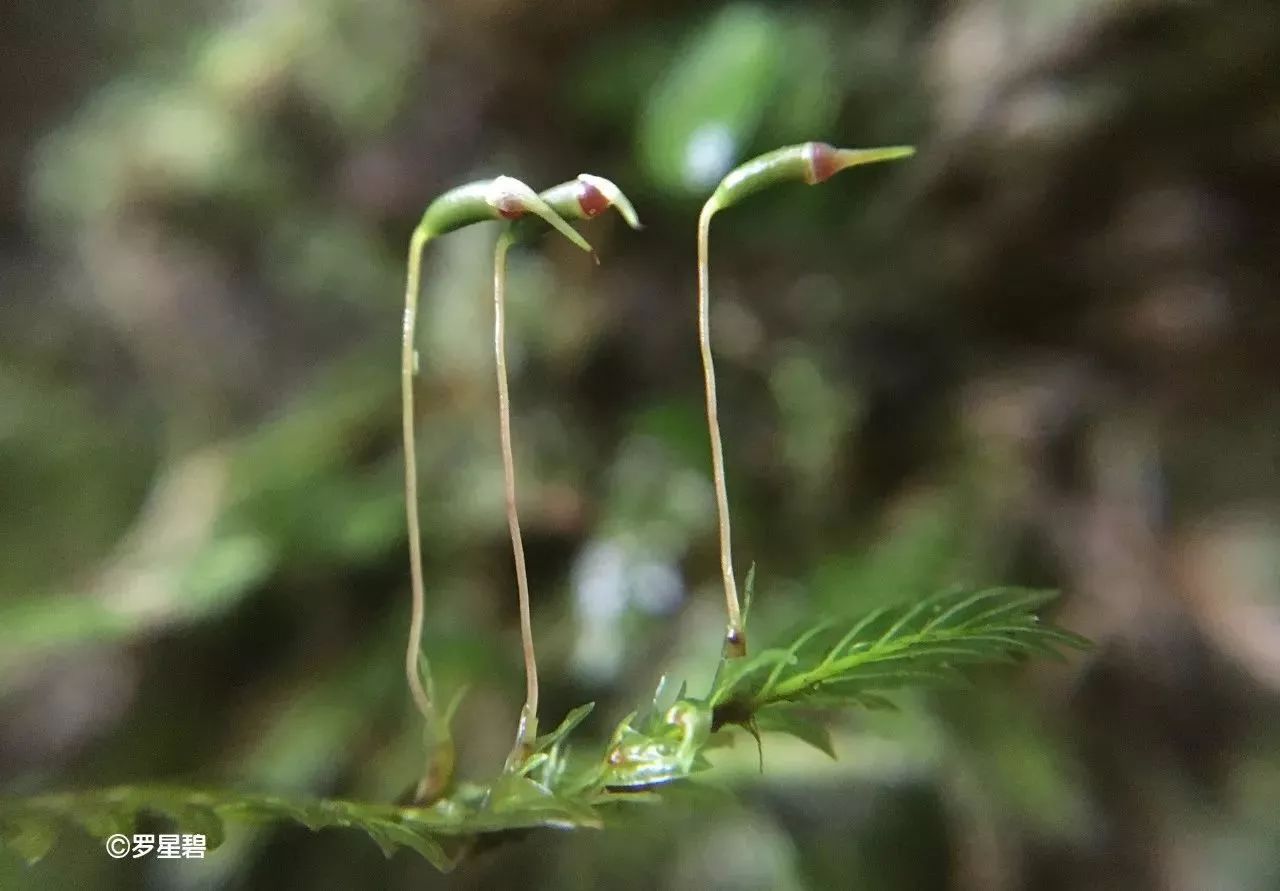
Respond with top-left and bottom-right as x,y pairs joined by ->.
707,587 -> 1089,730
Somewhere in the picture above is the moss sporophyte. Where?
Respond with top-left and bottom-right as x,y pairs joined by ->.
1,143 -> 1094,872
400,174 -> 639,800
695,143 -> 915,660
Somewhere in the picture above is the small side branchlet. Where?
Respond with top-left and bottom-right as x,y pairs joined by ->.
695,143 -> 915,661
495,174 -> 641,770
401,176 -> 592,803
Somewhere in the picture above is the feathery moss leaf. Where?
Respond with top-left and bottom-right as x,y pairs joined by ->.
710,587 -> 1088,721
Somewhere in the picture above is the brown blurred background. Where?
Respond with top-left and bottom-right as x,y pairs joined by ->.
2,0 -> 1279,888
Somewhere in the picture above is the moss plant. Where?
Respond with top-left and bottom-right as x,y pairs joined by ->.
0,151 -> 1092,874
0,587 -> 1087,870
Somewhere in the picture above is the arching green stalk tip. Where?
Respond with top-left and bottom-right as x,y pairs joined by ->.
696,141 -> 914,661
416,175 -> 594,252
706,142 -> 916,215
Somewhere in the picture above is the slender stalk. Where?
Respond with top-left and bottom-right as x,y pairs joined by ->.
697,202 -> 745,659
404,224 -> 459,806
402,225 -> 435,726
493,232 -> 540,765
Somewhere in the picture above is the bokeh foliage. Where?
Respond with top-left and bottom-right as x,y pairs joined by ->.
3,0 -> 1280,889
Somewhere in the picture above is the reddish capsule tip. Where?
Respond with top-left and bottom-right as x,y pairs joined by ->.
494,195 -> 526,220
804,142 -> 841,185
576,179 -> 611,218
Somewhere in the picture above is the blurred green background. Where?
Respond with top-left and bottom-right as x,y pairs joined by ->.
2,0 -> 1280,888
